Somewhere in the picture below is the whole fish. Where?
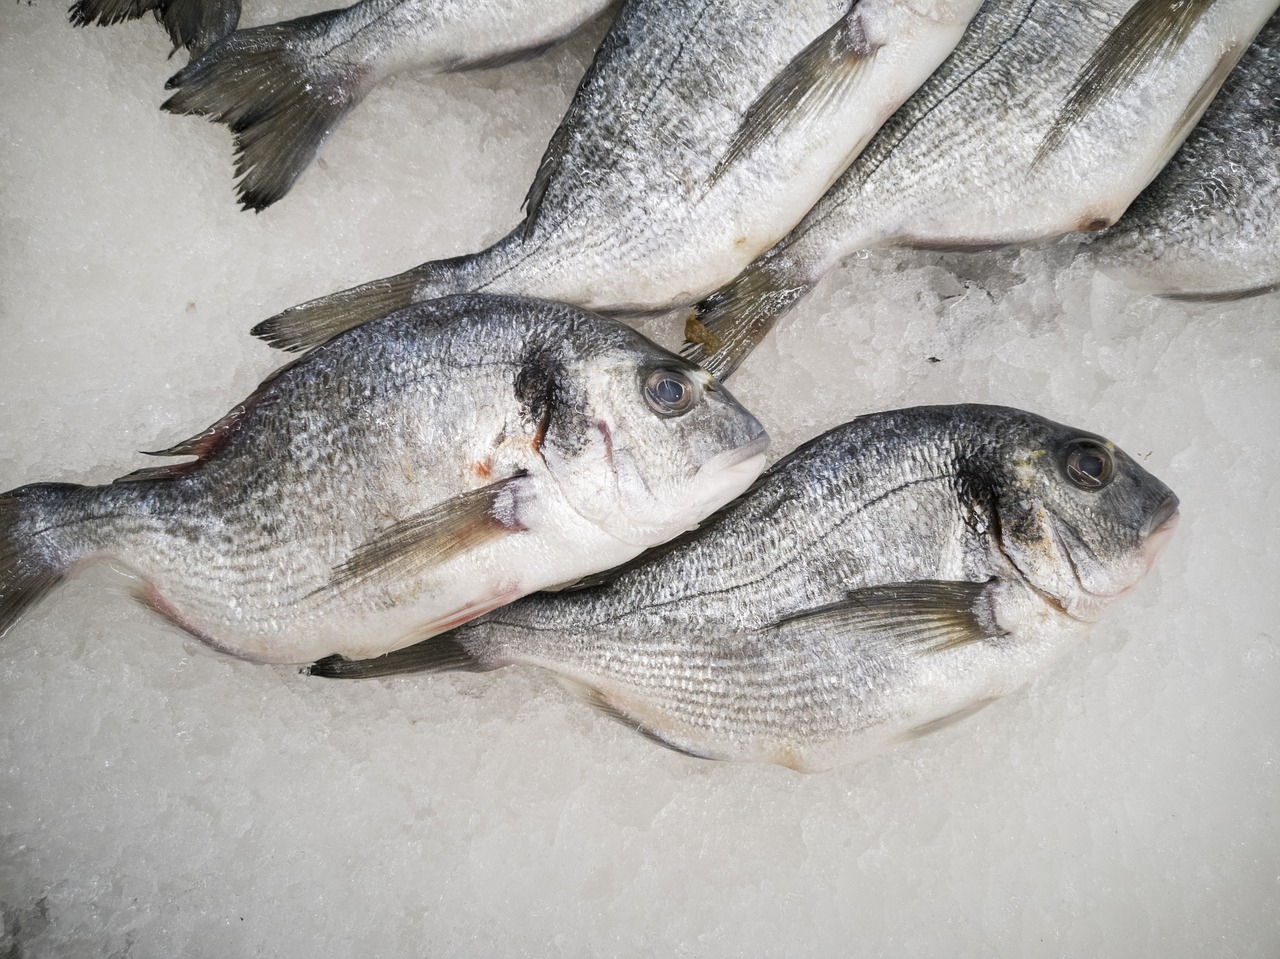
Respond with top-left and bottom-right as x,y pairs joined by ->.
161,0 -> 614,210
312,405 -> 1179,772
0,295 -> 768,665
251,0 -> 986,350
1086,13 -> 1280,301
69,0 -> 239,57
685,0 -> 1280,380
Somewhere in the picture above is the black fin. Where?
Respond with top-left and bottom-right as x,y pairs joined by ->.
711,8 -> 879,184
0,484 -> 85,639
768,580 -> 1003,655
163,15 -> 364,210
681,254 -> 814,381
67,0 -> 237,54
159,0 -> 239,56
307,631 -> 491,679
317,474 -> 530,599
68,0 -> 157,30
570,682 -> 720,762
1035,0 -> 1215,166
1162,281 -> 1280,303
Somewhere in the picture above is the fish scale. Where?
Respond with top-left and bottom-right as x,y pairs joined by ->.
687,0 -> 1280,378
313,405 -> 1180,772
0,295 -> 768,664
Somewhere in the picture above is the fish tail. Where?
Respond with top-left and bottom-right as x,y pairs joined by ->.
681,252 -> 815,381
68,0 -> 158,29
162,13 -> 365,210
68,0 -> 236,52
157,0 -> 240,57
251,251 -> 491,352
0,483 -> 97,639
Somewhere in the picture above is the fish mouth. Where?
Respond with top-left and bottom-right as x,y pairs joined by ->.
1140,493 -> 1180,571
695,430 -> 770,483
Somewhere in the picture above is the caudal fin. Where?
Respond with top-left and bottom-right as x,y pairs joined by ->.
681,254 -> 814,381
0,484 -> 88,639
163,15 -> 366,210
251,250 -> 490,351
68,0 -> 238,55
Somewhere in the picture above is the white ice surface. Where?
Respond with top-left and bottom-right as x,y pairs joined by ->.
2,3 -> 1278,956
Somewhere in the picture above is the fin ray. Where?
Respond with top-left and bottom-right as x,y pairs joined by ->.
1035,0 -> 1215,166
711,9 -> 879,184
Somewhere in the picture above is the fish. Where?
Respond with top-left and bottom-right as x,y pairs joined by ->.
160,0 -> 614,210
249,0 -> 987,349
684,0 -> 1280,380
0,294 -> 768,665
309,404 -> 1180,773
1086,12 -> 1280,301
69,0 -> 240,58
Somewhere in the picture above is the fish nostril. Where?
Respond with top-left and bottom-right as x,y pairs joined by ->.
1144,493 -> 1181,537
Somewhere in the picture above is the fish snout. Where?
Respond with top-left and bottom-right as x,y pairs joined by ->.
1140,492 -> 1180,569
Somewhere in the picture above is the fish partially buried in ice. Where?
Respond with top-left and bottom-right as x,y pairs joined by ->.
160,0 -> 613,209
685,0 -> 1280,379
312,405 -> 1179,772
250,0 -> 985,348
1087,12 -> 1280,301
0,295 -> 768,665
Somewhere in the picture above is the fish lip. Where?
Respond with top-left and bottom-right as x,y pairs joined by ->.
1142,493 -> 1180,538
714,430 -> 771,471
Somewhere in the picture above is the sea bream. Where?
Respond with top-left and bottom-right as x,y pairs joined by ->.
1086,11 -> 1280,301
312,405 -> 1179,773
684,0 -> 1280,380
250,0 -> 987,351
160,0 -> 614,210
0,295 -> 768,665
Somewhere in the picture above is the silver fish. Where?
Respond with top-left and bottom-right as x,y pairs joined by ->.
160,0 -> 613,209
685,0 -> 1280,379
1086,12 -> 1280,301
250,0 -> 986,349
312,404 -> 1180,773
69,0 -> 239,57
0,295 -> 768,665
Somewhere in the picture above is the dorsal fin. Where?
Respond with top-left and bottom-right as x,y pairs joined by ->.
114,355 -> 304,484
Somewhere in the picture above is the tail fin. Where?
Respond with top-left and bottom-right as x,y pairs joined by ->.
68,0 -> 238,55
0,484 -> 88,639
251,251 -> 490,352
681,254 -> 814,381
163,15 -> 367,210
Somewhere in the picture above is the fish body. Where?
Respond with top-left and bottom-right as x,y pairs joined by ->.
314,405 -> 1179,772
687,0 -> 1280,378
1087,13 -> 1280,300
0,295 -> 767,665
252,0 -> 986,349
162,0 -> 613,209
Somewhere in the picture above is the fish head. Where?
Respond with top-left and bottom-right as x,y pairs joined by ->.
531,341 -> 768,549
971,411 -> 1179,623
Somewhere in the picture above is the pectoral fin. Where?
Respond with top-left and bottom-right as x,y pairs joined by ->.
319,473 -> 530,597
1035,0 -> 1214,166
711,7 -> 880,184
769,579 -> 1004,655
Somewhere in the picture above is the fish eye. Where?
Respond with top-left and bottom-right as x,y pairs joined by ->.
643,369 -> 696,417
1064,441 -> 1114,490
